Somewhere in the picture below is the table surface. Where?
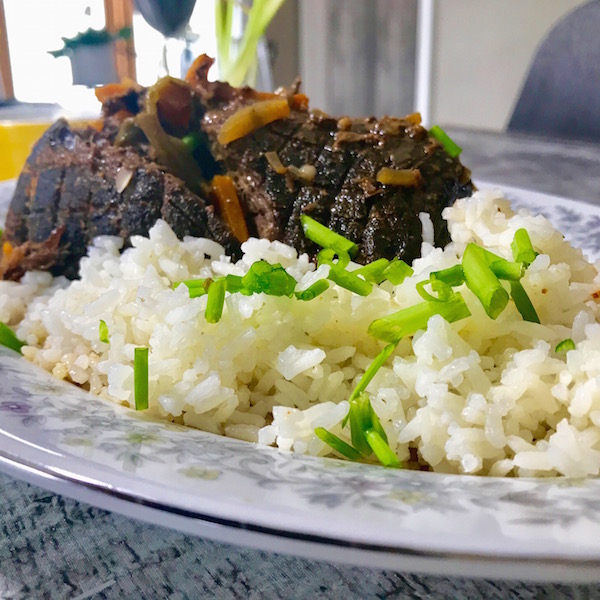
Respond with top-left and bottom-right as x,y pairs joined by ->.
2,128 -> 600,599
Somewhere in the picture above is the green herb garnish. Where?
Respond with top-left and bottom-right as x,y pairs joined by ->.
354,258 -> 390,284
511,228 -> 538,265
295,279 -> 329,301
510,281 -> 540,323
134,347 -> 149,411
315,427 -> 362,461
174,278 -> 212,298
365,429 -> 401,468
383,258 -> 413,285
431,264 -> 465,287
462,244 -> 508,319
556,338 -> 575,353
0,322 -> 25,354
301,215 -> 358,257
242,261 -> 297,296
206,278 -> 227,323
429,125 -> 462,157
99,319 -> 110,344
368,293 -> 471,344
327,263 -> 372,296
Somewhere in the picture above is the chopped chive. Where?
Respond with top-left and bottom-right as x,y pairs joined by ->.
317,248 -> 350,269
342,342 -> 397,428
355,258 -> 390,284
173,278 -> 208,289
0,322 -> 25,354
462,244 -> 509,319
416,278 -> 454,303
349,343 -> 397,403
134,347 -> 149,411
511,228 -> 538,265
510,280 -> 540,323
174,278 -> 212,298
225,274 -> 246,293
416,280 -> 438,303
206,278 -> 227,323
295,279 -> 329,301
478,248 -> 525,281
315,427 -> 362,461
429,125 -> 462,157
99,319 -> 110,344
555,338 -> 575,353
367,395 -> 388,443
365,429 -> 401,468
431,264 -> 465,287
242,261 -> 297,296
301,215 -> 358,257
368,293 -> 471,343
489,259 -> 525,281
348,393 -> 373,456
383,258 -> 413,285
327,263 -> 372,296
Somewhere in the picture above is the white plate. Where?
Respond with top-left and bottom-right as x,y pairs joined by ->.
2,180 -> 600,583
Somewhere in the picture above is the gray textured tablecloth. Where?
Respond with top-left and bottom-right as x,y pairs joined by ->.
2,129 -> 600,599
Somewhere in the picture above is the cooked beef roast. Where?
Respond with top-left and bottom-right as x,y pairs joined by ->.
0,55 -> 473,281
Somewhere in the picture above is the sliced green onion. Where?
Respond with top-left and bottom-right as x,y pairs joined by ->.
510,280 -> 540,323
0,322 -> 25,354
383,258 -> 413,285
365,429 -> 401,468
431,264 -> 465,287
99,319 -> 110,344
327,263 -> 372,296
348,393 -> 373,456
317,248 -> 350,269
206,278 -> 227,323
478,248 -> 525,281
556,338 -> 575,353
511,228 -> 538,265
225,274 -> 246,293
242,261 -> 297,296
342,343 -> 397,428
174,278 -> 211,298
349,343 -> 397,404
315,427 -> 362,461
295,279 -> 329,301
301,215 -> 358,257
462,244 -> 509,319
355,258 -> 390,284
134,347 -> 149,411
367,395 -> 388,443
489,259 -> 525,282
368,293 -> 471,343
429,125 -> 462,157
416,278 -> 454,303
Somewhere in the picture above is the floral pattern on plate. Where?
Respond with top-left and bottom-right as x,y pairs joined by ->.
2,180 -> 600,567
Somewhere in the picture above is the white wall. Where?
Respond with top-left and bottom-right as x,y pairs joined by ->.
430,0 -> 589,130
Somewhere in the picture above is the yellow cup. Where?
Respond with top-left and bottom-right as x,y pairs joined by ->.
0,120 -> 101,181
0,122 -> 51,181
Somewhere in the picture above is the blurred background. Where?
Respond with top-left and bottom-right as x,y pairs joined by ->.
0,0 -> 593,178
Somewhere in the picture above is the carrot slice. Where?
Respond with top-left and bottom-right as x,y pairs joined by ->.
218,99 -> 290,146
94,83 -> 132,105
376,168 -> 423,187
211,175 -> 250,242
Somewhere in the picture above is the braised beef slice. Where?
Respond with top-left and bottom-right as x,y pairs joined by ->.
2,62 -> 474,281
1,119 -> 238,280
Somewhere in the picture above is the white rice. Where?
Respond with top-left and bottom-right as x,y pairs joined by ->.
3,189 -> 600,477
